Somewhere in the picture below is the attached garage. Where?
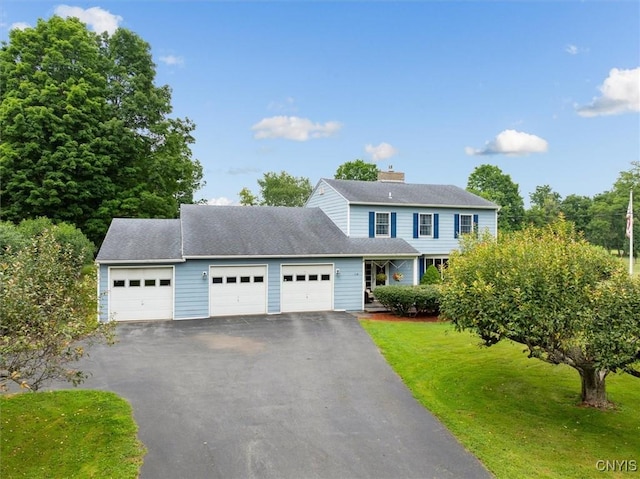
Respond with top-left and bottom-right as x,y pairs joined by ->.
109,267 -> 174,321
281,264 -> 333,313
209,265 -> 267,317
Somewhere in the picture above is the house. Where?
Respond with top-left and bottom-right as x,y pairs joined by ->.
96,172 -> 498,321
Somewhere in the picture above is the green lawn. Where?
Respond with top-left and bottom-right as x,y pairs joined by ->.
1,390 -> 145,479
361,320 -> 640,479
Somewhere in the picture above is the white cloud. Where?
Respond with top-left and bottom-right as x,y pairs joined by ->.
208,197 -> 234,206
159,55 -> 184,66
365,142 -> 398,162
465,129 -> 549,156
565,44 -> 579,55
54,5 -> 122,35
251,116 -> 342,141
576,67 -> 640,117
10,22 -> 31,31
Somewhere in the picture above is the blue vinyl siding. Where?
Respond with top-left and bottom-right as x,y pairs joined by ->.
98,264 -> 109,322
93,257 -> 367,319
306,180 -> 349,234
349,205 -> 496,255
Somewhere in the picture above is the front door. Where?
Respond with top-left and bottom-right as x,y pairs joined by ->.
365,261 -> 389,290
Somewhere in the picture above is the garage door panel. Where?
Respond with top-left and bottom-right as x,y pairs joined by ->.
210,266 -> 267,317
110,267 -> 173,321
281,265 -> 333,313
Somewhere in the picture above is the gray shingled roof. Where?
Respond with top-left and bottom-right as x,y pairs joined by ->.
96,218 -> 182,262
321,178 -> 499,209
180,204 -> 417,257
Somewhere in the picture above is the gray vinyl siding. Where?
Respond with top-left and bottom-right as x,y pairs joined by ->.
306,180 -> 350,234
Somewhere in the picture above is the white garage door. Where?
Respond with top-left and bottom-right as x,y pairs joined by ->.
110,267 -> 173,321
210,265 -> 267,316
281,264 -> 333,313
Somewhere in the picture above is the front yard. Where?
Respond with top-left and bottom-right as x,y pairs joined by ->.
361,320 -> 640,479
1,390 -> 145,479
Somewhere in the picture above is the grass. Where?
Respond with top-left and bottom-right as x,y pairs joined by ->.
1,390 -> 145,479
361,320 -> 640,479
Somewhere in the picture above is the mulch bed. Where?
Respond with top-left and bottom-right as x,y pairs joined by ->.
358,312 -> 445,322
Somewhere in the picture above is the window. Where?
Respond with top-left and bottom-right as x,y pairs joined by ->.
283,275 -> 293,282
321,274 -> 331,281
129,279 -> 141,287
226,276 -> 237,283
145,279 -> 156,287
296,274 -> 306,281
212,277 -> 223,284
240,276 -> 251,283
309,274 -> 318,281
419,214 -> 433,237
160,279 -> 171,286
460,214 -> 473,234
375,212 -> 390,237
425,257 -> 449,276
254,276 -> 264,283
113,280 -> 125,287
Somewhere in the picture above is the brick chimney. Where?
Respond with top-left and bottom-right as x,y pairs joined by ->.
377,166 -> 405,183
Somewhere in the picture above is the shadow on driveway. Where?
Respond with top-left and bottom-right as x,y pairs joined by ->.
64,312 -> 492,479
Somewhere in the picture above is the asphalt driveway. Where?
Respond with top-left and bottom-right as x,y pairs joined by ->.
71,312 -> 491,479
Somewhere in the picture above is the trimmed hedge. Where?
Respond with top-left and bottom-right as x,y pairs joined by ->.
373,285 -> 441,317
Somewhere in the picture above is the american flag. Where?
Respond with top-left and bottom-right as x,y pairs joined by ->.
627,191 -> 633,238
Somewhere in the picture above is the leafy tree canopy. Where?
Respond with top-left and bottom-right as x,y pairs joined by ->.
0,16 -> 203,245
334,159 -> 379,181
0,217 -> 95,267
440,220 -> 640,408
467,164 -> 525,232
0,228 -> 114,391
239,171 -> 312,207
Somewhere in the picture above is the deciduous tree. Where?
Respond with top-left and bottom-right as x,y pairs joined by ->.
467,164 -> 525,232
240,171 -> 312,207
440,220 -> 640,408
0,229 -> 114,391
0,17 -> 203,244
334,159 -> 379,181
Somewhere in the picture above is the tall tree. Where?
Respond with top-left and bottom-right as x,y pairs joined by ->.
334,159 -> 379,181
586,163 -> 639,257
525,184 -> 562,227
0,17 -> 203,244
560,194 -> 593,234
440,220 -> 640,408
466,164 -> 525,232
239,171 -> 312,207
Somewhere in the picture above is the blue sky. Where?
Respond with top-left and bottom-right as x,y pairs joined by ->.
2,1 -> 639,206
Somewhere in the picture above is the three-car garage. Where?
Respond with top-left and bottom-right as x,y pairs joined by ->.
107,263 -> 336,321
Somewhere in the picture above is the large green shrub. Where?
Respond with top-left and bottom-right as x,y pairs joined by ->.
420,264 -> 442,285
414,285 -> 441,315
373,285 -> 441,316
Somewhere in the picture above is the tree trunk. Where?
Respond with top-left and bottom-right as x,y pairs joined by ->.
579,367 -> 609,408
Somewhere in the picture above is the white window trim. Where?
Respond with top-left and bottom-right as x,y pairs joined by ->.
418,213 -> 433,238
375,212 -> 390,238
460,213 -> 474,235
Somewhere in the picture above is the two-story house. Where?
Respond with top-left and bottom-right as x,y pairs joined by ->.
306,173 -> 499,293
95,171 -> 498,321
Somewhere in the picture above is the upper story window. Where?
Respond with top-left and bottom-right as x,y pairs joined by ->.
419,214 -> 433,237
460,214 -> 473,234
375,212 -> 390,237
